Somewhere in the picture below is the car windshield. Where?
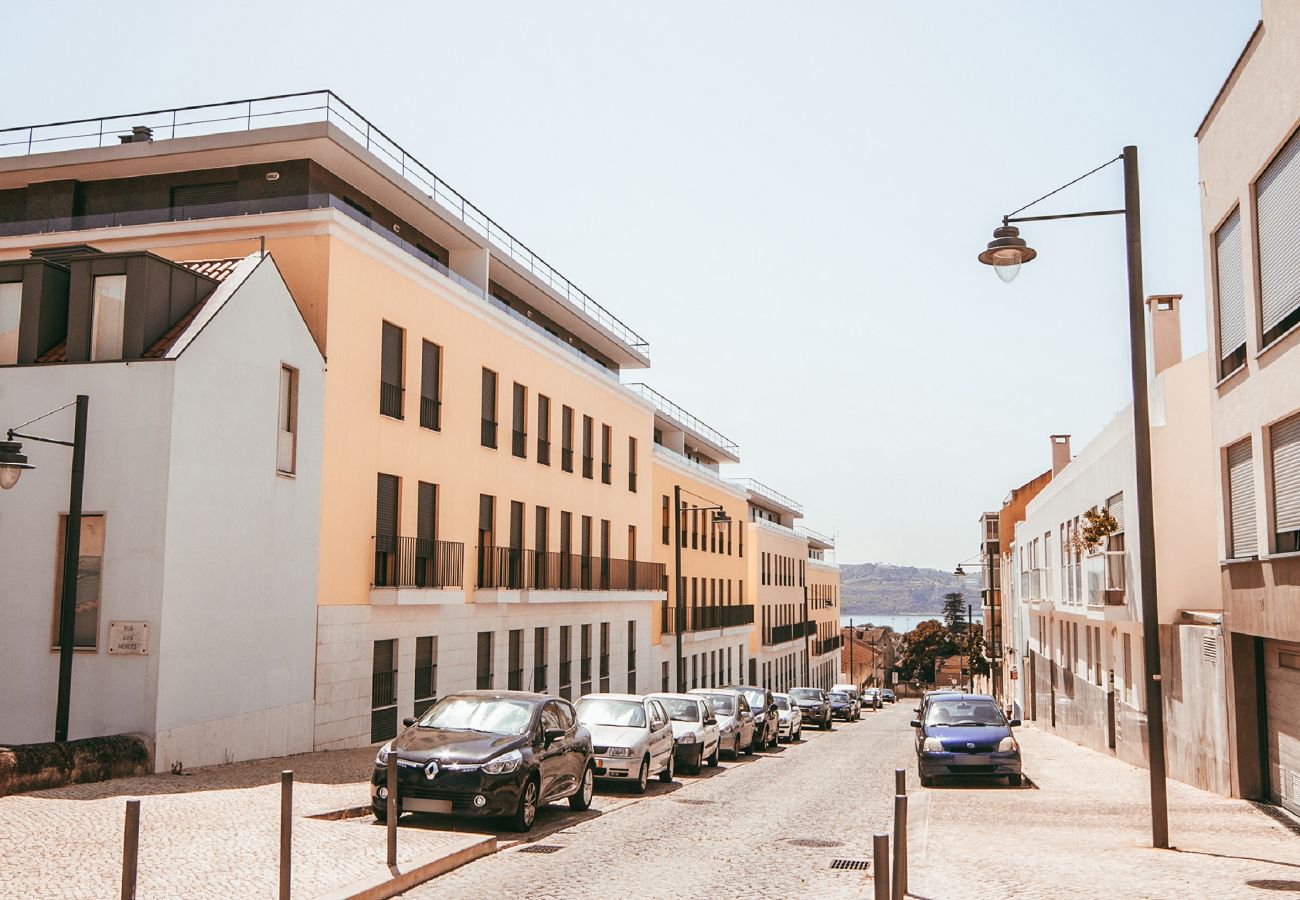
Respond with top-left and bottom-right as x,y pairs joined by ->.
659,698 -> 701,722
700,693 -> 735,715
418,697 -> 534,735
742,690 -> 766,709
790,689 -> 820,700
576,698 -> 647,728
775,697 -> 790,710
829,692 -> 848,701
925,699 -> 1004,727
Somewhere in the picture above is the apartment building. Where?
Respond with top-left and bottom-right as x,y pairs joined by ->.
1011,297 -> 1229,793
639,385 -> 753,693
804,526 -> 842,690
997,463 -> 1055,717
0,248 -> 324,771
1197,0 -> 1300,812
0,93 -> 665,755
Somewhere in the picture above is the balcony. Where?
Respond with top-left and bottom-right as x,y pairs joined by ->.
796,525 -> 834,549
731,478 -> 805,517
476,546 -> 664,592
626,383 -> 741,462
481,418 -> 498,449
1087,551 -> 1128,607
373,536 -> 464,589
814,634 -> 842,656
660,604 -> 755,634
764,620 -> 814,646
379,381 -> 403,419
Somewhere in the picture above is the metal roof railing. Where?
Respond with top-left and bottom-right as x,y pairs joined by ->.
625,383 -> 740,457
730,478 -> 805,516
0,89 -> 650,356
796,525 -> 835,547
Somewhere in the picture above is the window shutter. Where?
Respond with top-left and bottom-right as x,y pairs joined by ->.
417,481 -> 436,544
481,369 -> 497,421
1106,492 -> 1125,533
1215,209 -> 1246,364
1227,439 -> 1257,558
170,181 -> 238,216
510,501 -> 524,549
1272,414 -> 1300,534
376,474 -> 399,538
1256,129 -> 1300,338
479,494 -> 494,532
560,512 -> 571,555
381,323 -> 403,387
421,340 -> 439,400
538,395 -> 550,441
535,506 -> 549,554
513,383 -> 526,432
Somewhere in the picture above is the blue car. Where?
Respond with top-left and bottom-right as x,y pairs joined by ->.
911,693 -> 1022,787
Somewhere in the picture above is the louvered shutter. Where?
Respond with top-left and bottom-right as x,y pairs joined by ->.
535,507 -> 549,554
1272,414 -> 1300,534
479,494 -> 494,533
510,501 -> 524,549
376,474 -> 399,550
421,340 -> 439,400
1256,129 -> 1300,337
601,519 -> 610,558
381,323 -> 403,387
417,481 -> 436,555
538,395 -> 550,441
170,182 -> 238,217
1228,439 -> 1258,558
560,512 -> 571,555
582,516 -> 592,557
481,369 -> 497,421
513,384 -> 526,432
1215,209 -> 1246,364
1106,492 -> 1125,533
562,406 -> 573,451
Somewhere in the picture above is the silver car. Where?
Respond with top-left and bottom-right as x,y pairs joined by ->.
575,693 -> 676,793
649,693 -> 721,774
689,688 -> 756,759
773,693 -> 803,742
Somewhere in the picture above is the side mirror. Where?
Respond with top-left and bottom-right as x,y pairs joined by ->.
913,707 -> 921,714
910,720 -> 922,728
544,727 -> 566,745
705,716 -> 717,726
1009,719 -> 1022,728
402,717 -> 416,727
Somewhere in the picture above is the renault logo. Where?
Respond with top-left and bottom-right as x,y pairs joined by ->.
966,742 -> 975,750
424,760 -> 439,779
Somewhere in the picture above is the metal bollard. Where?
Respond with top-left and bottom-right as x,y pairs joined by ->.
386,753 -> 398,867
120,799 -> 140,900
280,770 -> 293,900
895,767 -> 906,797
893,794 -> 908,900
872,832 -> 891,900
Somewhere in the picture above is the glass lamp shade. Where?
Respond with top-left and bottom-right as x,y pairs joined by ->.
0,440 -> 33,489
0,465 -> 22,490
995,263 -> 1021,283
978,225 -> 1036,282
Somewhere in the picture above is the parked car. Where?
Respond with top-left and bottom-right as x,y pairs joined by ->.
370,690 -> 594,832
831,683 -> 862,720
862,687 -> 882,709
690,688 -> 756,758
772,693 -> 803,742
649,693 -> 721,773
789,687 -> 833,730
882,689 -> 897,704
912,689 -> 963,723
723,684 -> 779,750
575,693 -> 676,793
911,693 -> 1022,787
827,690 -> 855,721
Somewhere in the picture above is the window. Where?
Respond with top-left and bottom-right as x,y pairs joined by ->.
601,424 -> 612,484
599,622 -> 611,692
1214,208 -> 1246,379
661,660 -> 670,692
537,395 -> 551,466
512,383 -> 527,458
580,624 -> 592,696
416,481 -> 438,587
371,639 -> 397,742
1227,439 -> 1257,558
170,181 -> 237,214
477,494 -> 495,585
481,369 -> 498,448
627,620 -> 637,694
1256,127 -> 1300,348
90,274 -> 126,361
662,496 -> 670,545
582,415 -> 594,479
560,624 -> 573,700
561,406 -> 575,472
0,281 -> 19,364
374,473 -> 400,586
414,636 -> 437,717
51,513 -> 105,650
420,340 -> 441,430
378,321 -> 404,418
508,629 -> 524,690
276,365 -> 298,475
534,628 -> 548,693
600,519 -> 611,589
628,437 -> 638,492
580,516 -> 594,589
476,631 -> 494,689
1271,414 -> 1300,553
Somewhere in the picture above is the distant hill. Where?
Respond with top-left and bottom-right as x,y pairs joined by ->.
839,562 -> 980,617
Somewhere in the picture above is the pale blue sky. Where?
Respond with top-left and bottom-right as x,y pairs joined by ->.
1,1 -> 1262,567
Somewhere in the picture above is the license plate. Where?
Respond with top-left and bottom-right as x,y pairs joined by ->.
403,797 -> 452,813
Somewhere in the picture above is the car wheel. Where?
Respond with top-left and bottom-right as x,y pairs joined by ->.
659,751 -> 676,783
730,736 -> 741,759
508,778 -> 539,832
634,757 -> 650,794
708,742 -> 719,767
685,745 -> 702,775
744,734 -> 755,755
1008,773 -> 1023,787
794,726 -> 801,742
569,764 -> 595,811
919,773 -> 933,788
372,803 -> 387,825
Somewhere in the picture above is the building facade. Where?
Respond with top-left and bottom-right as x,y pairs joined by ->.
1197,0 -> 1300,812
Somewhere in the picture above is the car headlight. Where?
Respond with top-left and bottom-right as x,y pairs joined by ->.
375,741 -> 393,766
675,733 -> 697,744
922,737 -> 945,752
481,749 -> 523,775
997,736 -> 1019,753
606,746 -> 633,758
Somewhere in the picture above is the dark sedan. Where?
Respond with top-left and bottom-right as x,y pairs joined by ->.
723,684 -> 779,750
789,687 -> 833,730
882,689 -> 897,704
827,690 -> 855,720
371,691 -> 595,832
911,693 -> 1022,787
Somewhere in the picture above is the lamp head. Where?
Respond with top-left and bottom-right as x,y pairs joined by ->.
953,564 -> 966,578
977,224 -> 1036,283
0,439 -> 34,490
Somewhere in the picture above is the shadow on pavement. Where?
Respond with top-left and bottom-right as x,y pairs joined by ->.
923,774 -> 1036,791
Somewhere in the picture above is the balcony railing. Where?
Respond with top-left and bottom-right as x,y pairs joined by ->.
379,382 -> 403,419
512,429 -> 527,458
476,546 -> 664,592
481,419 -> 498,449
730,478 -> 805,516
0,90 -> 650,356
814,634 -> 842,656
538,439 -> 551,466
419,396 -> 440,430
373,536 -> 464,588
764,620 -> 814,646
625,384 -> 740,458
796,525 -> 834,548
660,604 -> 756,634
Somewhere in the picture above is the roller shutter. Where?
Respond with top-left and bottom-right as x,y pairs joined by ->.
1227,439 -> 1257,558
1272,414 -> 1300,535
1256,129 -> 1300,340
1215,209 -> 1246,368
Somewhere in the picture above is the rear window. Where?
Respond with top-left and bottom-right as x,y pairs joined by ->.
701,693 -> 735,714
775,697 -> 789,710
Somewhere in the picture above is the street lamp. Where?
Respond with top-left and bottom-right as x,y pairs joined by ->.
4,395 -> 90,743
671,485 -> 732,693
954,554 -> 1000,701
976,145 -> 1169,850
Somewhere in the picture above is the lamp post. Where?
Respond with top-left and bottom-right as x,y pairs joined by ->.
955,556 -> 999,700
671,485 -> 731,693
2,395 -> 90,743
977,145 -> 1169,849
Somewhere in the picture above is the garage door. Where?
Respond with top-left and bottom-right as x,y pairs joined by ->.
1264,639 -> 1300,815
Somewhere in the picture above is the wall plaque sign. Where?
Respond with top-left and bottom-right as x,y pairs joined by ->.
108,621 -> 149,655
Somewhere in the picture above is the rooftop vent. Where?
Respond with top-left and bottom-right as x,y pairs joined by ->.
119,125 -> 154,144
30,244 -> 102,264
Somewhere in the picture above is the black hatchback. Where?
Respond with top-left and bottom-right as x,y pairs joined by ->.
371,690 -> 595,832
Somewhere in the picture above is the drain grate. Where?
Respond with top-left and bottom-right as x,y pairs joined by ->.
516,844 -> 565,854
829,858 -> 871,871
672,798 -> 717,805
788,838 -> 844,848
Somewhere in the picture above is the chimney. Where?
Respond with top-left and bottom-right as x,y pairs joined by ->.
118,125 -> 154,144
1050,434 -> 1071,476
1147,294 -> 1183,376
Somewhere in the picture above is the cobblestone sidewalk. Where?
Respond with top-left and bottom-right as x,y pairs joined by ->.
913,722 -> 1300,899
0,747 -> 488,899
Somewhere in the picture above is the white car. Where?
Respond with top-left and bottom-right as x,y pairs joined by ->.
575,693 -> 675,793
773,693 -> 803,742
690,688 -> 756,759
649,693 -> 721,774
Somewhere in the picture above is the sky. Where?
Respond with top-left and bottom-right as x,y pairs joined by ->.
0,1 -> 1263,569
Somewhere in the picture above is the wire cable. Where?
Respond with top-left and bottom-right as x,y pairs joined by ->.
1005,154 -> 1124,220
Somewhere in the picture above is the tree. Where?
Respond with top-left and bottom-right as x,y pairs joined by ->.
965,627 -> 991,679
941,592 -> 967,631
896,619 -> 957,684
